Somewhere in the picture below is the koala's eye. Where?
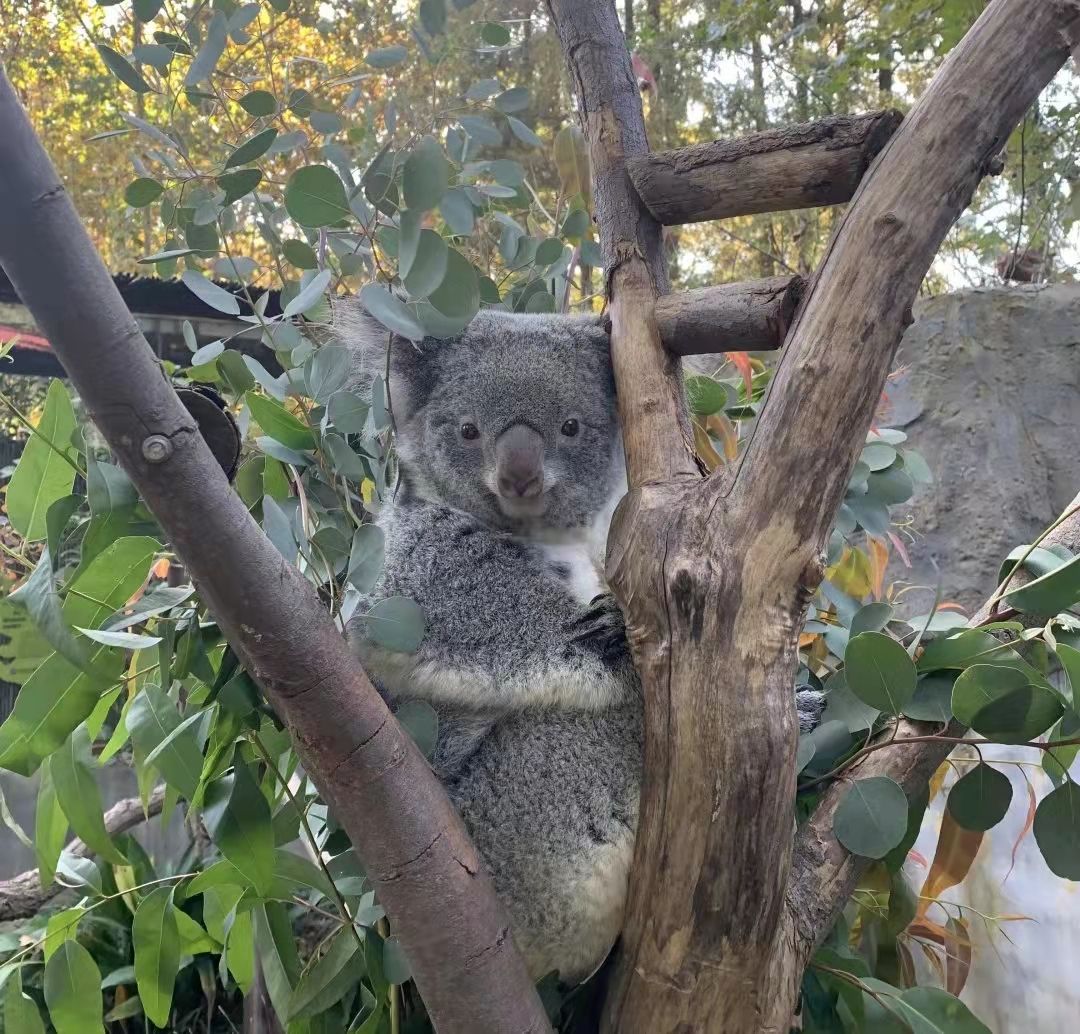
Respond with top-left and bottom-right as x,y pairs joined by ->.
460,422 -> 480,441
561,419 -> 580,438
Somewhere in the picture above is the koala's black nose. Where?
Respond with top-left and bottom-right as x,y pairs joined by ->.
495,424 -> 545,499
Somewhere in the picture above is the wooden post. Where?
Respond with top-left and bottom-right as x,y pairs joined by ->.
627,110 -> 903,225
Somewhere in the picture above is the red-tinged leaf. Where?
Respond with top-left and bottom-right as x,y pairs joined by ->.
1006,775 -> 1038,882
888,531 -> 912,568
867,535 -> 889,600
631,52 -> 656,93
945,916 -> 972,996
908,849 -> 929,869
705,411 -> 739,461
917,809 -> 984,915
908,917 -> 950,946
938,601 -> 969,613
725,351 -> 754,395
692,420 -> 723,472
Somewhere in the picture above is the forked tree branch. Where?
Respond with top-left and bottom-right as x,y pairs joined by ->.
0,69 -> 550,1034
549,2 -> 1080,1033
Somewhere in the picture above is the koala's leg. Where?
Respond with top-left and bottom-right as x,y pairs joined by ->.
351,502 -> 636,714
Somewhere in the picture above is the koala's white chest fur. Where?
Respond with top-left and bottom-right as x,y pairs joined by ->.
540,539 -> 605,604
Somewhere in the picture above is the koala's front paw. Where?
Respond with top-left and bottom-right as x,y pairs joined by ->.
566,594 -> 631,670
795,686 -> 826,734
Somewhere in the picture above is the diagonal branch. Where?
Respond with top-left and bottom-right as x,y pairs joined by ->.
732,0 -> 1080,553
0,69 -> 550,1034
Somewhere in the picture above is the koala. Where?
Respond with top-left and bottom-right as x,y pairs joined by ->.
339,303 -> 824,986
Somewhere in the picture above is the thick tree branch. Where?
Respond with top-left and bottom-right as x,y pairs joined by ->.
655,276 -> 804,355
0,786 -> 166,922
0,70 -> 550,1034
628,110 -> 903,225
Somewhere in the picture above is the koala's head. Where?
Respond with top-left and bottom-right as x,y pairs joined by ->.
338,303 -> 624,532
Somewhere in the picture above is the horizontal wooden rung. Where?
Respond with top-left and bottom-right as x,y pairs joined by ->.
628,110 -> 904,225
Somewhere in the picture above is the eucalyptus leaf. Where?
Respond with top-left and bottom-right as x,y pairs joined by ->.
833,776 -> 908,859
133,887 -> 180,1027
44,941 -> 102,1034
363,597 -> 425,653
946,763 -> 1012,831
844,632 -> 917,715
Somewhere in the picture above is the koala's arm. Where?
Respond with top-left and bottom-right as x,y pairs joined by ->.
350,503 -> 635,713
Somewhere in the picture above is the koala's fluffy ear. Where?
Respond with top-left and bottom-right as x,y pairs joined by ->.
333,296 -> 429,424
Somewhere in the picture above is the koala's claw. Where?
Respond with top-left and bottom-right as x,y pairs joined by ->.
567,594 -> 630,668
795,686 -> 826,734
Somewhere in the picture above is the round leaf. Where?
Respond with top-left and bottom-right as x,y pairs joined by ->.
427,249 -> 480,330
946,763 -> 1013,831
285,165 -> 349,227
833,776 -> 909,859
481,22 -> 510,46
860,441 -> 896,471
403,230 -> 449,299
282,239 -> 318,269
124,177 -> 163,207
395,699 -> 438,759
403,136 -> 452,213
534,237 -> 564,266
684,375 -> 728,416
1033,779 -> 1080,879
903,674 -> 954,723
844,631 -> 917,715
216,168 -> 262,205
364,597 -> 426,653
359,283 -> 425,343
951,664 -> 1063,742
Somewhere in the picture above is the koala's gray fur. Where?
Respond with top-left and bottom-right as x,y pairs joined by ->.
339,303 -> 823,985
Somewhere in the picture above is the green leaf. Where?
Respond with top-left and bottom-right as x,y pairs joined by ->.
287,929 -> 360,1020
507,116 -> 541,148
269,848 -> 336,901
1057,643 -> 1080,708
327,390 -> 368,434
44,940 -> 102,1034
553,125 -> 590,207
359,284 -> 425,342
348,525 -> 385,593
246,392 -> 315,450
239,89 -> 277,116
127,684 -> 203,799
181,270 -> 240,315
224,127 -> 278,170
440,187 -> 476,235
403,230 -> 449,298
174,909 -> 218,954
363,597 -> 425,653
494,86 -> 529,113
833,776 -> 908,858
534,237 -> 564,266
1033,778 -> 1080,879
365,45 -> 409,69
0,537 -> 158,774
894,987 -> 992,1033
52,727 -> 126,864
43,907 -> 84,961
284,269 -> 332,319
1004,553 -> 1080,616
951,664 -> 1063,742
124,177 -> 163,207
946,763 -> 1012,831
561,207 -> 590,241
184,10 -> 228,85
844,632 -> 917,715
203,761 -> 275,895
860,442 -> 896,471
997,544 -> 1069,586
685,375 -> 727,416
285,165 -> 350,227
419,0 -> 447,36
382,937 -> 411,984
403,136 -> 452,212
252,902 -> 303,1019
6,379 -> 78,541
283,239 -> 319,269
96,44 -> 153,93
35,758 -> 68,886
217,168 -> 262,205
76,627 -> 161,649
5,974 -> 45,1034
425,249 -> 480,334
481,22 -> 510,46
395,699 -> 438,759
305,345 -> 351,403
133,887 -> 180,1027
850,602 -> 894,637
902,674 -> 954,723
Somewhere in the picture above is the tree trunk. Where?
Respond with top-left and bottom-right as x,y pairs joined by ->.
547,1 -> 1080,1032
